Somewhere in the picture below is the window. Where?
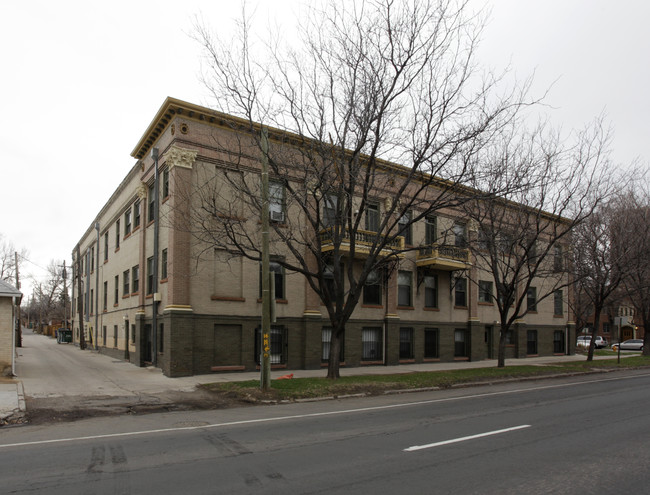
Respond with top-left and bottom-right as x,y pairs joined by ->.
321,327 -> 344,363
424,274 -> 438,308
148,184 -> 155,223
132,265 -> 139,293
163,168 -> 170,199
527,287 -> 537,312
454,329 -> 467,357
255,326 -> 287,364
114,325 -> 118,348
259,261 -> 285,299
131,323 -> 136,344
90,247 -> 95,272
104,233 -> 109,262
398,211 -> 412,245
114,275 -> 119,305
453,222 -> 467,247
366,202 -> 379,232
527,329 -> 538,355
90,289 -> 94,315
102,325 -> 107,346
125,208 -> 132,236
362,328 -> 382,361
478,280 -> 493,304
505,329 -> 515,345
399,328 -> 414,359
103,281 -> 108,311
269,181 -> 285,222
602,322 -> 611,334
323,194 -> 337,227
159,323 -> 164,353
115,220 -> 120,249
424,328 -> 439,358
134,200 -> 141,228
161,249 -> 168,280
323,262 -> 337,298
425,216 -> 437,244
363,270 -> 382,305
554,290 -> 563,316
147,256 -> 154,295
554,330 -> 565,353
454,277 -> 467,307
123,270 -> 130,296
398,271 -> 412,307
553,245 -> 563,271
478,228 -> 490,251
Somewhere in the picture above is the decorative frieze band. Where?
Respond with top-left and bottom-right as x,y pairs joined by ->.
163,145 -> 198,170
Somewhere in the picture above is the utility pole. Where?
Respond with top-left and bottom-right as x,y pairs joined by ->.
76,244 -> 86,350
62,260 -> 68,331
260,127 -> 271,391
14,251 -> 22,347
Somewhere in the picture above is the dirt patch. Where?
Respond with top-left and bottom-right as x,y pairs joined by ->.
24,388 -> 251,425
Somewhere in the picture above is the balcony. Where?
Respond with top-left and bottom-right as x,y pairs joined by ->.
416,244 -> 470,270
319,227 -> 405,259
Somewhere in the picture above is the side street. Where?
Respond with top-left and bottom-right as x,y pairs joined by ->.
1,328 -> 630,426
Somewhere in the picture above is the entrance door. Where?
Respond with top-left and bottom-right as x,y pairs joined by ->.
144,324 -> 153,363
485,326 -> 493,359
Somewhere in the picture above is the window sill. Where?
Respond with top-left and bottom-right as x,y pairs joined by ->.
255,364 -> 287,370
361,304 -> 383,309
453,357 -> 470,361
399,359 -> 415,364
361,360 -> 383,365
423,358 -> 440,362
321,362 -> 346,367
212,296 -> 246,302
553,314 -> 564,318
478,302 -> 494,306
397,306 -> 414,310
423,307 -> 439,311
211,365 -> 246,372
453,306 -> 468,310
256,298 -> 288,304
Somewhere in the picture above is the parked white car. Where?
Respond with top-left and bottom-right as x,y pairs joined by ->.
576,336 -> 608,349
612,339 -> 644,351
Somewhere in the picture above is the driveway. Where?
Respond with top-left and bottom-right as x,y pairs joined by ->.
16,330 -> 240,423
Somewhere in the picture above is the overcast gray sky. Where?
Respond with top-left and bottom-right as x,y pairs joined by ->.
2,0 -> 648,296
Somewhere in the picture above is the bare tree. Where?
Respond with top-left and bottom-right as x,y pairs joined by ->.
0,233 -> 27,283
29,260 -> 67,332
619,183 -> 650,356
461,119 -> 617,367
190,0 -> 535,378
571,194 -> 635,361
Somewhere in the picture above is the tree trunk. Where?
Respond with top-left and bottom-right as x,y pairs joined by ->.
327,327 -> 343,379
497,326 -> 508,368
586,307 -> 601,362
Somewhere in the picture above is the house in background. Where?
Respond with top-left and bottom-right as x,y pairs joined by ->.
0,279 -> 22,376
71,97 -> 575,377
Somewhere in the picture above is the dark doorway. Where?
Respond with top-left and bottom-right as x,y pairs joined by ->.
144,324 -> 153,363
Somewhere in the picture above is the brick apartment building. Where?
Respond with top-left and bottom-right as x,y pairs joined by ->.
71,97 -> 575,377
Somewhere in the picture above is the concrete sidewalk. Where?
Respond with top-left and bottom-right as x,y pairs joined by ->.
0,329 -> 619,424
0,381 -> 25,423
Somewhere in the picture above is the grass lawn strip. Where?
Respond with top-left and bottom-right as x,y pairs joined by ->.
200,355 -> 650,403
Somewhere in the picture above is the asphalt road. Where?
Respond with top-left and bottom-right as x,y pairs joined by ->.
2,369 -> 649,494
